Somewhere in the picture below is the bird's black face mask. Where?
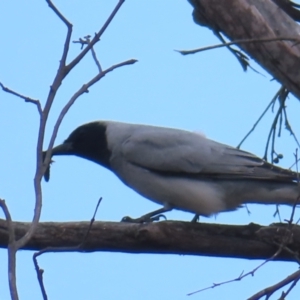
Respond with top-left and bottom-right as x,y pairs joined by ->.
43,122 -> 111,181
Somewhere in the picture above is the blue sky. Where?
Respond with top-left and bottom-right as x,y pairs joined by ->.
1,1 -> 300,299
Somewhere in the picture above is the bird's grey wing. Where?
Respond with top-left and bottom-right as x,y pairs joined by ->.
121,127 -> 297,181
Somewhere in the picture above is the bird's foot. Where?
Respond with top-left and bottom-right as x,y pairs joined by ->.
121,205 -> 172,223
121,214 -> 167,223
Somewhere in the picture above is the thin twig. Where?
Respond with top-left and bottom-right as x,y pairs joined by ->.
187,247 -> 282,296
279,274 -> 300,299
45,58 -> 137,154
263,94 -> 286,161
273,205 -> 282,222
0,199 -> 14,243
213,30 -> 249,71
0,199 -> 18,300
176,36 -> 300,55
273,242 -> 300,264
33,256 -> 48,300
42,0 -> 73,172
247,270 -> 300,300
0,82 -> 42,115
283,107 -> 300,148
66,0 -> 125,74
17,0 -> 73,251
7,246 -> 18,300
287,196 -> 300,226
73,35 -> 102,72
80,197 -> 102,247
89,42 -> 102,72
33,197 -> 102,298
46,0 -> 71,26
237,87 -> 282,149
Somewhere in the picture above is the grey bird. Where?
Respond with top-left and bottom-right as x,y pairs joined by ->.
44,121 -> 300,222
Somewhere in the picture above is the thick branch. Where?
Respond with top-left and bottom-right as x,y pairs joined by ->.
188,0 -> 300,100
0,219 -> 300,261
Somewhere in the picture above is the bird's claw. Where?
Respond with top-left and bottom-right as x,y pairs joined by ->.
121,214 -> 167,223
150,214 -> 167,222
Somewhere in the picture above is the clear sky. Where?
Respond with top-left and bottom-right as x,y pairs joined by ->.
1,1 -> 300,299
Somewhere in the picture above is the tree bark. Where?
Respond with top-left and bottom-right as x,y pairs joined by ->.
188,0 -> 300,100
0,218 -> 299,261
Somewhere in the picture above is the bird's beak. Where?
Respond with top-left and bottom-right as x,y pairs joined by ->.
51,142 -> 73,156
42,142 -> 73,182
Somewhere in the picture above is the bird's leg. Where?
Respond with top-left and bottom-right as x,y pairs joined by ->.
121,204 -> 173,223
191,214 -> 200,223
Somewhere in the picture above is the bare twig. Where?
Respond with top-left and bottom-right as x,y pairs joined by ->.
279,273 -> 300,299
80,197 -> 102,247
237,87 -> 283,149
187,247 -> 283,296
273,205 -> 282,222
7,246 -> 18,300
66,0 -> 125,75
176,36 -> 300,55
248,270 -> 300,300
33,197 -> 102,298
286,196 -> 300,226
87,38 -> 102,72
42,0 -> 125,180
0,199 -> 14,243
213,30 -> 250,71
41,0 -> 73,172
263,92 -> 287,162
45,58 -> 137,155
16,0 -> 74,253
283,106 -> 300,148
273,242 -> 300,264
43,0 -> 73,122
0,199 -> 18,300
33,257 -> 48,300
0,82 -> 42,115
46,0 -> 71,26
73,35 -> 102,72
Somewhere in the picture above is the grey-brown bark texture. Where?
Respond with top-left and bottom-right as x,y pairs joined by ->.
0,218 -> 300,261
188,0 -> 300,100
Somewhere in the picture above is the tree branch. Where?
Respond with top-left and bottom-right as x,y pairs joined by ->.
0,82 -> 42,115
65,0 -> 125,75
0,200 -> 18,300
1,220 -> 300,261
176,36 -> 300,55
248,269 -> 300,300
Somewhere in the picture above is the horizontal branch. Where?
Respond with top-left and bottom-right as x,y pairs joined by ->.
0,219 -> 299,261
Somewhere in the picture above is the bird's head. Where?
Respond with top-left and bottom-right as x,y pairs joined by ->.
43,121 -> 111,181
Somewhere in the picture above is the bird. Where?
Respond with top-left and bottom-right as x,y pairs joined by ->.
43,120 -> 300,222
